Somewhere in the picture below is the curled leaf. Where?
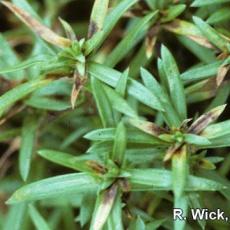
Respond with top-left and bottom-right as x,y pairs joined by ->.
2,1 -> 71,48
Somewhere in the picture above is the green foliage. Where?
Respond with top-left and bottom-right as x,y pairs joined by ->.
1,0 -> 230,230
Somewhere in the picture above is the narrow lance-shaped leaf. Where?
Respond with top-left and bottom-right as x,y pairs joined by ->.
181,60 -> 223,83
0,34 -> 24,80
140,67 -> 181,127
103,84 -> 137,118
174,195 -> 188,230
188,193 -> 206,229
2,1 -> 71,48
112,122 -> 127,165
91,77 -> 115,128
25,97 -> 71,111
29,204 -> 51,230
6,173 -> 99,204
84,128 -> 167,145
106,192 -> 123,230
207,7 -> 230,24
90,184 -> 118,230
59,18 -> 76,41
125,169 -> 225,191
19,115 -> 38,181
128,118 -> 167,137
161,4 -> 186,23
85,0 -> 138,54
201,120 -> 230,139
161,45 -> 187,121
172,145 -> 188,198
0,58 -> 45,75
88,62 -> 164,111
164,19 -> 213,49
184,134 -> 211,146
105,12 -> 157,67
192,0 -> 230,7
38,149 -> 106,174
188,104 -> 226,134
3,204 -> 27,230
88,0 -> 109,38
0,79 -> 51,118
193,16 -> 228,52
115,69 -> 129,97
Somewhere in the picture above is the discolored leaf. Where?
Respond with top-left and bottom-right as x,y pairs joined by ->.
164,20 -> 213,49
90,184 -> 118,230
2,1 -> 71,48
128,118 -> 167,137
193,16 -> 228,52
38,149 -> 106,174
88,0 -> 109,38
188,104 -> 226,134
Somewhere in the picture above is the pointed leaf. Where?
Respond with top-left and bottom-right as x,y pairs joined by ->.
188,105 -> 226,134
184,134 -> 211,146
172,146 -> 188,198
128,118 -> 166,137
85,0 -> 138,54
141,67 -> 181,127
161,45 -> 187,121
193,16 -> 228,52
7,173 -> 98,204
88,0 -> 109,38
0,79 -> 51,118
103,85 -> 137,118
88,63 -> 164,111
192,0 -> 230,7
29,204 -> 51,230
112,122 -> 127,165
38,149 -> 106,174
90,184 -> 118,230
84,128 -> 167,145
19,115 -> 38,181
2,1 -> 71,48
105,12 -> 157,67
91,77 -> 115,127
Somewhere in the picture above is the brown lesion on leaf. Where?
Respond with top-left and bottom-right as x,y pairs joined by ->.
163,20 -> 213,49
86,160 -> 107,174
188,105 -> 226,134
103,183 -> 118,204
164,143 -> 183,161
145,24 -> 160,58
129,119 -> 168,137
71,70 -> 87,109
88,20 -> 99,39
